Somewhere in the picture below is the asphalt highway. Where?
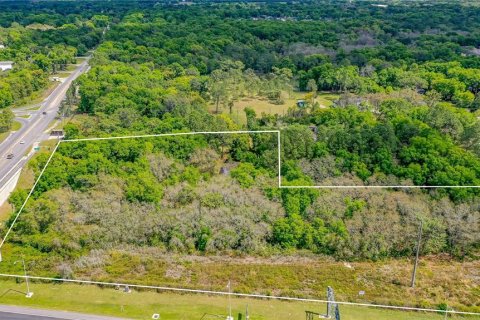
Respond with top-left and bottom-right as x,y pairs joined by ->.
0,58 -> 90,202
0,311 -> 72,320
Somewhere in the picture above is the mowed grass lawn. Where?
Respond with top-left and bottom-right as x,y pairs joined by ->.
0,280 -> 464,320
208,92 -> 338,124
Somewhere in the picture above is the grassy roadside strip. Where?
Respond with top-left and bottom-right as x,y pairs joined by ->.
0,244 -> 478,315
15,81 -> 60,108
0,121 -> 22,144
0,280 -> 461,320
0,138 -> 58,221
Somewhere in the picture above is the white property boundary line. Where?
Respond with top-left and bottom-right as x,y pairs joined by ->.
0,141 -> 61,249
6,128 -> 478,248
1,130 -> 480,317
56,130 -> 480,189
1,274 -> 479,317
0,130 -> 280,249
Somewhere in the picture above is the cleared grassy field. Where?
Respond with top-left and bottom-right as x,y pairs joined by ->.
0,280 -> 466,320
208,92 -> 338,124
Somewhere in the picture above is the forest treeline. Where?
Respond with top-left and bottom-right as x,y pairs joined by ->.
0,1 -> 479,287
0,2 -> 110,117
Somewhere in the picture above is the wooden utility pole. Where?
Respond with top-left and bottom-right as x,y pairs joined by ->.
411,220 -> 423,288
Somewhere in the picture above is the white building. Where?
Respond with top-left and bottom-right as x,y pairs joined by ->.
0,61 -> 13,71
0,44 -> 5,49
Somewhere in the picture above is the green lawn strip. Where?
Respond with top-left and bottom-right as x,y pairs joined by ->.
0,280 -> 456,320
0,120 -> 22,144
11,121 -> 22,131
0,132 -> 9,144
53,72 -> 72,78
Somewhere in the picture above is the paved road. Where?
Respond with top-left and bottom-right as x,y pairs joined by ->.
0,58 -> 90,204
0,311 -> 93,320
0,312 -> 57,320
0,305 -> 128,319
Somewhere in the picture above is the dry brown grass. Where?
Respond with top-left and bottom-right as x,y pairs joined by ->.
63,252 -> 480,313
0,202 -> 12,223
208,92 -> 338,124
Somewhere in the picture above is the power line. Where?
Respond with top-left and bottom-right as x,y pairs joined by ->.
0,273 -> 479,317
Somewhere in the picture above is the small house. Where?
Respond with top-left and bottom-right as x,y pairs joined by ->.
296,99 -> 307,108
50,130 -> 64,137
0,61 -> 13,71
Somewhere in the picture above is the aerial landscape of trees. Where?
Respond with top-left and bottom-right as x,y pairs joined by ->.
0,0 -> 479,312
0,2 -> 109,111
